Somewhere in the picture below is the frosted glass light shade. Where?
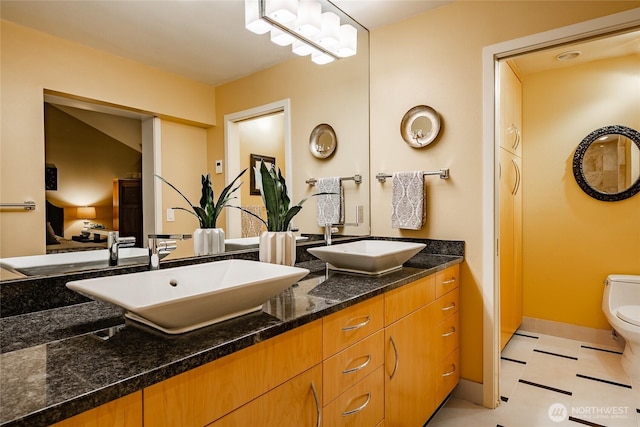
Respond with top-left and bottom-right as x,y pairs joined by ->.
245,0 -> 272,34
311,51 -> 334,65
336,24 -> 357,57
271,27 -> 295,46
318,12 -> 340,49
266,0 -> 298,24
295,0 -> 321,36
292,39 -> 315,56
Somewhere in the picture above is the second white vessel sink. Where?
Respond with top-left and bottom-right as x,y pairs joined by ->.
307,240 -> 425,275
66,259 -> 309,334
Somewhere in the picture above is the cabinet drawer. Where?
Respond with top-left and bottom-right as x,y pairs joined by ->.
323,330 -> 384,403
323,366 -> 384,427
208,365 -> 322,427
435,315 -> 460,362
384,274 -> 435,325
144,320 -> 322,427
323,295 -> 384,358
435,265 -> 459,298
431,287 -> 459,325
436,349 -> 460,404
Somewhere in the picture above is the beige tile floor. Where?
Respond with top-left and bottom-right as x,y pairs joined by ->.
427,331 -> 640,427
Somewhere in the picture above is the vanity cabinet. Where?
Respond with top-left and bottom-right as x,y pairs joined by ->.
143,320 -> 322,427
384,265 -> 460,426
499,60 -> 523,350
322,295 -> 385,427
51,392 -> 142,427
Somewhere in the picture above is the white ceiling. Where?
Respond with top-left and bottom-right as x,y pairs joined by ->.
0,0 -> 451,87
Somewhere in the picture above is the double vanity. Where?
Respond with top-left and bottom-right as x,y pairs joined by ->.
0,237 -> 463,426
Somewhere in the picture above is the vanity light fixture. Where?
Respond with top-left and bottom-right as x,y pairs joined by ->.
245,0 -> 357,65
556,50 -> 581,61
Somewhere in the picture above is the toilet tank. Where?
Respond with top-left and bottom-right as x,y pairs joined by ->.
606,274 -> 640,310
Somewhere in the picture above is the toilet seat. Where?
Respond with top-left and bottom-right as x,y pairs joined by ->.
617,305 -> 640,327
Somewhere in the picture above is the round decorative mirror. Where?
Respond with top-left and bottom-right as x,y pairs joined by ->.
572,125 -> 640,202
400,105 -> 441,148
309,123 -> 337,159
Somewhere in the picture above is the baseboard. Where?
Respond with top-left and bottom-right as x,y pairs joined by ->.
452,378 -> 483,406
519,316 -> 625,351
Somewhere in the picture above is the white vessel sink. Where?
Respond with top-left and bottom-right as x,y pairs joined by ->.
66,259 -> 309,334
307,240 -> 425,275
0,248 -> 156,276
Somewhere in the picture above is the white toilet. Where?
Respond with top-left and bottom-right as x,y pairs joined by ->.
602,274 -> 640,382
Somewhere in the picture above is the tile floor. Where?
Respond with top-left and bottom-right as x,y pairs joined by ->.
428,331 -> 640,427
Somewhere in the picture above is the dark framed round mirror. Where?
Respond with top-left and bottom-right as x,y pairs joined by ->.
572,125 -> 640,202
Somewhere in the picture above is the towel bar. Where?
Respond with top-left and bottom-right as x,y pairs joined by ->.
0,201 -> 36,210
376,169 -> 449,183
306,174 -> 362,186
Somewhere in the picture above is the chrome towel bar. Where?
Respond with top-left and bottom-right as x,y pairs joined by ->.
376,169 -> 449,183
0,201 -> 36,210
306,174 -> 362,186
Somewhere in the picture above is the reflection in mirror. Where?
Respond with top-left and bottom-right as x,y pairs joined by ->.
309,124 -> 337,159
573,125 -> 640,202
0,0 -> 370,280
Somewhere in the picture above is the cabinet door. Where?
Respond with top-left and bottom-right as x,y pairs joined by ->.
384,306 -> 435,427
51,392 -> 142,427
209,365 -> 322,427
144,320 -> 322,427
498,61 -> 522,157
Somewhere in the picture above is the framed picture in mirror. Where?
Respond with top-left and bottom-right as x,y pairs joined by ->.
250,154 -> 275,195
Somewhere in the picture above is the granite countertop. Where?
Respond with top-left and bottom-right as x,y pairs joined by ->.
0,249 -> 462,426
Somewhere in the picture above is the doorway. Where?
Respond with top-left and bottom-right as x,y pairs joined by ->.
482,9 -> 640,409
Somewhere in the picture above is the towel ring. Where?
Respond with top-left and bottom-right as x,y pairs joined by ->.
400,105 -> 441,148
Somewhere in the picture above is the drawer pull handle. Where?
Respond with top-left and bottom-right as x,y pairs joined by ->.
442,278 -> 457,285
343,355 -> 372,374
389,336 -> 399,380
341,316 -> 371,332
442,327 -> 456,337
311,381 -> 322,427
442,303 -> 456,311
442,364 -> 457,377
342,392 -> 371,417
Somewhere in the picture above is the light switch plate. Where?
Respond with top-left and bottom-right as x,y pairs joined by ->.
166,208 -> 175,222
215,160 -> 223,174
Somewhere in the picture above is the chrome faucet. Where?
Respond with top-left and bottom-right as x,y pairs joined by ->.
107,231 -> 136,266
324,224 -> 339,246
323,205 -> 364,246
147,234 -> 192,270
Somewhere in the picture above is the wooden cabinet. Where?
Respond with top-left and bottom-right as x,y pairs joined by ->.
113,178 -> 142,247
143,320 -> 322,427
209,365 -> 322,427
384,265 -> 460,427
499,60 -> 523,350
51,392 -> 142,427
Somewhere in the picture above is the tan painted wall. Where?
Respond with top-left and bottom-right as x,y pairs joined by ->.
369,1 -> 639,384
0,19 -> 215,257
213,31 -> 370,236
159,120 -> 208,260
522,54 -> 640,330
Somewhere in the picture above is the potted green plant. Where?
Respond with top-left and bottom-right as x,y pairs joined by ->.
252,160 -> 330,265
155,169 -> 247,256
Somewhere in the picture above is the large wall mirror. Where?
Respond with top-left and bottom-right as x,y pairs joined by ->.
0,0 -> 370,280
572,125 -> 640,202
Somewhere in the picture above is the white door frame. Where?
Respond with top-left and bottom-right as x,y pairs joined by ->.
223,99 -> 292,238
481,8 -> 640,408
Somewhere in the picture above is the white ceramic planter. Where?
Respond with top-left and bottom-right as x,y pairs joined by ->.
193,228 -> 225,256
259,231 -> 296,266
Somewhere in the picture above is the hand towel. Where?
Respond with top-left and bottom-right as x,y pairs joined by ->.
316,177 -> 343,226
391,171 -> 426,230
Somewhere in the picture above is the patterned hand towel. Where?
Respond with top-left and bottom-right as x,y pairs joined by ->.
391,171 -> 426,230
316,177 -> 343,226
